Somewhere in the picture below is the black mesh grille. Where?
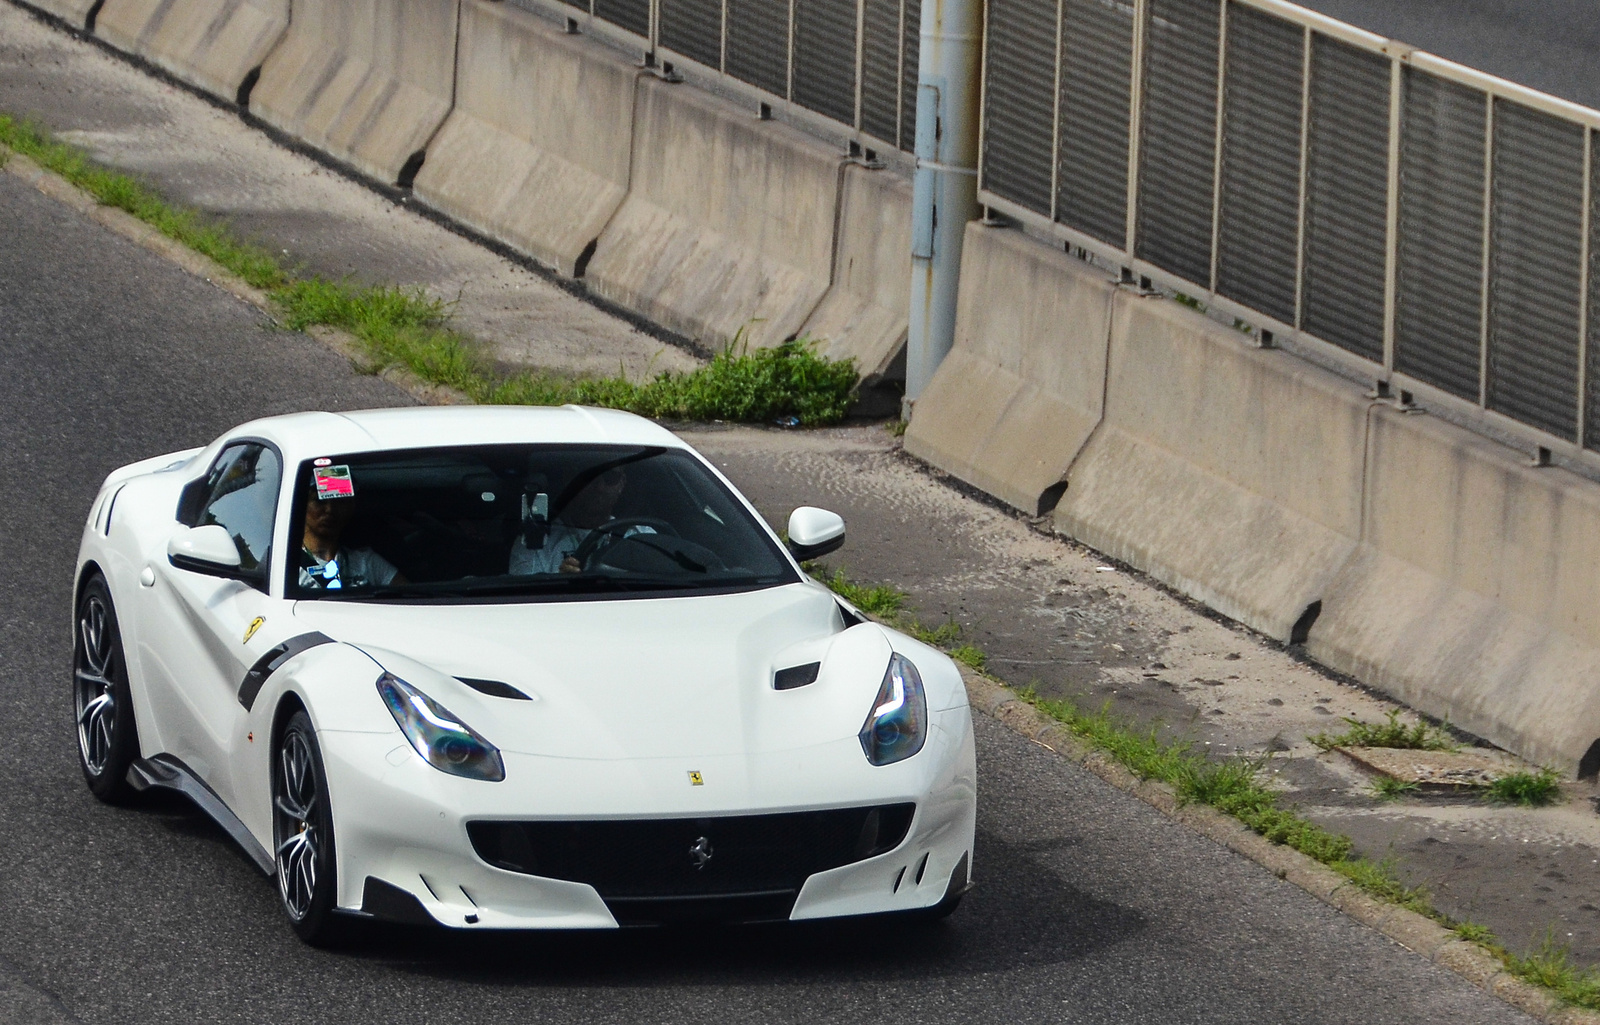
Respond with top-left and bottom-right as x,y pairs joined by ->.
594,0 -> 650,37
660,0 -> 723,68
468,804 -> 917,906
727,0 -> 791,97
1057,0 -> 1134,246
1301,33 -> 1390,363
861,0 -> 901,142
1588,130 -> 1600,450
1135,0 -> 1220,287
1215,2 -> 1302,325
981,0 -> 1057,216
1489,98 -> 1585,441
900,0 -> 919,149
793,0 -> 859,124
1395,69 -> 1486,402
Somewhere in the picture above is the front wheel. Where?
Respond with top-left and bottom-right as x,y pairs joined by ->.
73,575 -> 139,803
273,711 -> 342,944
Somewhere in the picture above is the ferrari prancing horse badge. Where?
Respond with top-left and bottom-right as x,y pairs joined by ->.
243,616 -> 265,644
688,770 -> 704,786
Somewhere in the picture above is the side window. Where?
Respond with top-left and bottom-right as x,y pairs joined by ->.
197,444 -> 282,580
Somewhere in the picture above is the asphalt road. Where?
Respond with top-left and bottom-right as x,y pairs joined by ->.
1298,0 -> 1600,110
0,168 -> 1539,1024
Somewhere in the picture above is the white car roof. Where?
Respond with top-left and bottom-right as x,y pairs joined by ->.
228,406 -> 687,462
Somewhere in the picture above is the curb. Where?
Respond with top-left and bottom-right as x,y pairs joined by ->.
4,141 -> 1592,1025
958,667 -> 1600,1025
0,148 -> 471,409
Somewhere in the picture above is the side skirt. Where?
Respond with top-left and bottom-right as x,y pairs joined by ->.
127,755 -> 274,876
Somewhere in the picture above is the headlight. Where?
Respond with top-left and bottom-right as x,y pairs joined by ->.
859,653 -> 927,766
377,673 -> 505,782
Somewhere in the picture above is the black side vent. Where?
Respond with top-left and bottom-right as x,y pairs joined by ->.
774,662 -> 822,690
456,677 -> 533,700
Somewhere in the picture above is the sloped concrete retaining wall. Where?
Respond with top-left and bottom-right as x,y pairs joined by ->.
248,0 -> 459,184
94,0 -> 288,101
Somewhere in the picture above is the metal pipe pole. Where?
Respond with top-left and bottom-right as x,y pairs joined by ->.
904,0 -> 982,410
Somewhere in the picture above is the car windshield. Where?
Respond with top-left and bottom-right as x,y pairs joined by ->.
287,444 -> 798,601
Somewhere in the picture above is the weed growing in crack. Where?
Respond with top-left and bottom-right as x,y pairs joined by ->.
0,116 -> 860,425
1308,708 -> 1457,752
1485,768 -> 1563,807
1370,776 -> 1420,800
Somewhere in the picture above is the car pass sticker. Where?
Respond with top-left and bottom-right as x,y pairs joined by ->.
314,465 -> 355,499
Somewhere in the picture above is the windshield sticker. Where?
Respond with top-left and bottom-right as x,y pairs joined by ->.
313,457 -> 332,467
314,465 -> 355,500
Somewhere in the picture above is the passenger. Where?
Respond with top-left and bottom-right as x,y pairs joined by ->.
298,485 -> 405,591
508,466 -> 652,575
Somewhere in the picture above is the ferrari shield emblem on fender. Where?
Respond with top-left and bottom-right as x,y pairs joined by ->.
688,770 -> 704,786
242,616 -> 265,644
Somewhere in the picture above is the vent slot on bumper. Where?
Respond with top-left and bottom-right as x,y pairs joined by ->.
467,804 -> 916,924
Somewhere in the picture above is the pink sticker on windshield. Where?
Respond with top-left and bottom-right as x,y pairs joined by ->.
314,465 -> 354,499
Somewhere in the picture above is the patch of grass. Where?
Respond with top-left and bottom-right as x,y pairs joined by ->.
1454,920 -> 1497,945
1308,709 -> 1457,752
1370,776 -> 1420,800
816,569 -> 990,673
820,568 -> 907,619
886,419 -> 908,437
1508,937 -> 1600,1010
0,115 -> 860,425
1485,768 -> 1563,807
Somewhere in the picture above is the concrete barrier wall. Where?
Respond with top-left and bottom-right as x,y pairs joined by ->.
1053,291 -> 1372,642
798,165 -> 912,379
904,222 -> 1117,516
412,0 -> 639,277
584,77 -> 843,352
94,0 -> 288,101
1310,408 -> 1600,775
249,0 -> 458,184
25,0 -> 97,28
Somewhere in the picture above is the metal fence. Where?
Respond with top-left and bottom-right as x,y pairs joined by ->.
536,0 -> 920,154
978,0 -> 1600,456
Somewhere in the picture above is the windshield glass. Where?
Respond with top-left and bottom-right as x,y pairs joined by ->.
287,444 -> 797,600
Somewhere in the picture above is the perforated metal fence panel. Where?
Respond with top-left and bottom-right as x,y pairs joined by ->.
660,0 -> 722,68
1488,99 -> 1585,441
1394,70 -> 1485,402
1057,0 -> 1134,245
595,0 -> 651,36
981,0 -> 1058,216
1300,35 -> 1389,363
900,0 -> 919,149
1135,0 -> 1219,288
1589,131 -> 1600,451
794,0 -> 858,124
1214,3 -> 1300,325
726,0 -> 791,98
861,0 -> 901,142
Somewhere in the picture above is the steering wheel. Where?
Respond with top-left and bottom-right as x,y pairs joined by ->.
569,516 -> 680,568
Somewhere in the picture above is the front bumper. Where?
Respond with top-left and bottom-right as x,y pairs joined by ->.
318,706 -> 977,928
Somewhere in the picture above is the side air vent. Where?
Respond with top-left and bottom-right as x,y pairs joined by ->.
456,677 -> 532,700
773,662 -> 822,690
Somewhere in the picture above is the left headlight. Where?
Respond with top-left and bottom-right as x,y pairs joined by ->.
859,653 -> 927,766
377,672 -> 506,782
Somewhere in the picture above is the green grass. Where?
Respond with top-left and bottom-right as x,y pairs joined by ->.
816,569 -> 989,671
1485,768 -> 1563,807
0,115 -> 859,425
1309,709 -> 1457,752
1370,776 -> 1421,800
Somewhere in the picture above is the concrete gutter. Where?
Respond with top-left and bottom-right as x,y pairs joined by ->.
4,139 -> 1593,1025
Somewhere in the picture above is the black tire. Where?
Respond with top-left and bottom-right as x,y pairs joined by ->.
272,710 -> 342,945
73,575 -> 140,803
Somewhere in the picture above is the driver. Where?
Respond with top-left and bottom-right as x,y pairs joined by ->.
508,466 -> 653,575
299,485 -> 405,591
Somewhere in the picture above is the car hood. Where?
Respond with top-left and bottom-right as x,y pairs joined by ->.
292,583 -> 896,759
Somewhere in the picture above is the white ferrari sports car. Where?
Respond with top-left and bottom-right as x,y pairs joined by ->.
73,406 -> 976,942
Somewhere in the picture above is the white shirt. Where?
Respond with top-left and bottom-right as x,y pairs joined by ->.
298,547 -> 399,590
508,522 -> 654,575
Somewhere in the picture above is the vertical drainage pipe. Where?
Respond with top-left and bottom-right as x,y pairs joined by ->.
904,0 -> 982,410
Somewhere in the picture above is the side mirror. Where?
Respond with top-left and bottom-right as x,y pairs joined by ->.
167,524 -> 250,579
787,507 -> 846,561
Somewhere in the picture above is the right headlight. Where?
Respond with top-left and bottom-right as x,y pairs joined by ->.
859,653 -> 927,766
377,673 -> 505,782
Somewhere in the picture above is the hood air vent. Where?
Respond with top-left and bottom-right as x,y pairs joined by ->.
773,662 -> 821,690
455,677 -> 532,700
